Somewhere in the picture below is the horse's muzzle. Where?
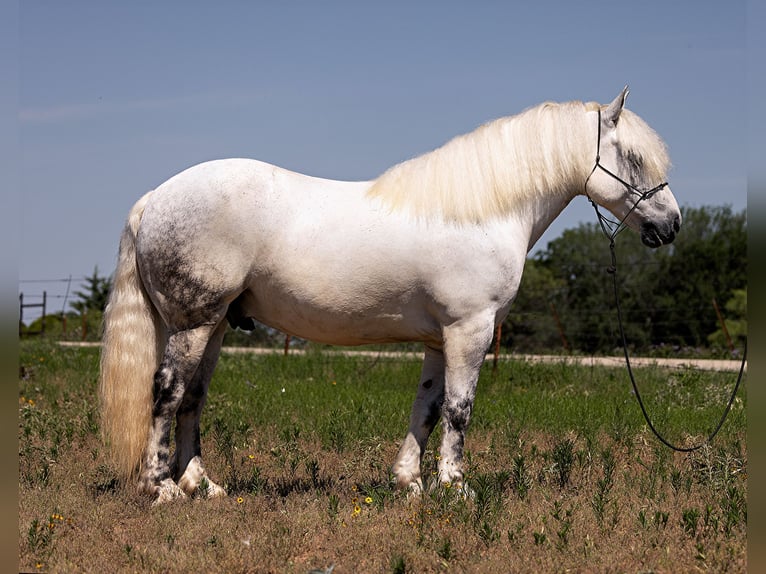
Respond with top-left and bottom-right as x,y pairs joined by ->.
640,214 -> 681,248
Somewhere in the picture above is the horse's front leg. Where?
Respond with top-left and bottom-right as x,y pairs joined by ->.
438,317 -> 495,491
392,345 -> 445,493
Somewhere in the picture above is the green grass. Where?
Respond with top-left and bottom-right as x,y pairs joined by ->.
18,339 -> 746,573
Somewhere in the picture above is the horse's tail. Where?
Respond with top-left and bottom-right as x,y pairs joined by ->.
99,191 -> 163,484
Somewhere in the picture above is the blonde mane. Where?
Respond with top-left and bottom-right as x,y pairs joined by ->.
366,100 -> 669,224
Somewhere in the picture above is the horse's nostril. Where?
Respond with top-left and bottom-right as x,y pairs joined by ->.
673,215 -> 681,233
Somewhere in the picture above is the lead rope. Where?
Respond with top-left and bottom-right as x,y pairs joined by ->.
585,110 -> 747,452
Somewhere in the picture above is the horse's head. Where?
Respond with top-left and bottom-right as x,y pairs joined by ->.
585,87 -> 681,247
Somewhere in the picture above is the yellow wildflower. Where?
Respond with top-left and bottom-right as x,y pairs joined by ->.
364,496 -> 373,505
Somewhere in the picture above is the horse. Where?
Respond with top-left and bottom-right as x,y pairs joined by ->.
99,87 -> 681,504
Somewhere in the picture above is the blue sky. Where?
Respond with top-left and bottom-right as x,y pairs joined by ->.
13,1 -> 750,320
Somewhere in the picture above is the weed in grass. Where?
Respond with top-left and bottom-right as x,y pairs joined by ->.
327,493 -> 340,519
689,443 -> 746,492
637,446 -> 670,501
436,537 -> 453,562
591,448 -> 616,527
722,484 -> 747,536
357,479 -> 395,511
477,519 -> 500,547
244,464 -> 265,494
551,500 -> 574,550
323,409 -> 348,453
470,471 -> 507,525
551,438 -> 575,489
610,401 -> 632,445
654,510 -> 670,530
306,457 -> 321,489
27,518 -> 53,559
638,508 -> 648,529
390,554 -> 407,574
669,466 -> 692,495
511,454 -> 532,499
506,521 -> 525,544
682,507 -> 700,538
703,504 -> 719,533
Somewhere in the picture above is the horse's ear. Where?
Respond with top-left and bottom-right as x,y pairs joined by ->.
604,85 -> 629,127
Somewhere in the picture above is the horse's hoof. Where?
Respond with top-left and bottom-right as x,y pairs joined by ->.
151,478 -> 187,506
197,480 -> 227,499
177,456 -> 227,499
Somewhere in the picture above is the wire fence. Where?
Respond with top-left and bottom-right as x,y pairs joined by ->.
18,276 -> 82,324
18,275 -> 743,358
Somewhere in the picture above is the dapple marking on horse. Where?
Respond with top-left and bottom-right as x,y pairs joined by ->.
99,88 -> 681,504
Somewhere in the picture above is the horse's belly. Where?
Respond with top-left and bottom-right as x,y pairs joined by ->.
236,284 -> 441,346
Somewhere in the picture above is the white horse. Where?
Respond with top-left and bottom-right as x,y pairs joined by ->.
100,87 -> 681,504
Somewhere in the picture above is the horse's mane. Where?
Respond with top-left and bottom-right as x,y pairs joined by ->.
366,100 -> 669,224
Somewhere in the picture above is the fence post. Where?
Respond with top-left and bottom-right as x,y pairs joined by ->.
550,302 -> 570,353
712,297 -> 734,354
492,322 -> 502,375
19,291 -> 47,337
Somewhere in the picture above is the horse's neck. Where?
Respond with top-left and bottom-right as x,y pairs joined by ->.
514,106 -> 595,251
522,191 -> 577,253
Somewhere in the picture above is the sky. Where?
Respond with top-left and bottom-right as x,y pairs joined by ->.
11,0 -> 753,322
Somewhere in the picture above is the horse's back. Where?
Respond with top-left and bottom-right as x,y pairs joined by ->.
133,159 -> 378,329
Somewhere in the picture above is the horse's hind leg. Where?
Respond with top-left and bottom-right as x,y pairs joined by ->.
173,320 -> 228,498
139,322 -> 221,504
392,346 -> 445,493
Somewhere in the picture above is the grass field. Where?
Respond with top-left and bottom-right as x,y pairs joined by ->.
18,339 -> 746,573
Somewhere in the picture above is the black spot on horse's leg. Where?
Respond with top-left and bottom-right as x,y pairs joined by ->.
443,398 -> 473,435
423,394 -> 443,431
392,348 -> 446,490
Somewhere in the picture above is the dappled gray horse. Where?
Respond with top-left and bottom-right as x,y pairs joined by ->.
100,88 -> 680,504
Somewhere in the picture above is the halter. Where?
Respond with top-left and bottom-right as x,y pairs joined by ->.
583,109 -> 669,245
584,108 -> 745,453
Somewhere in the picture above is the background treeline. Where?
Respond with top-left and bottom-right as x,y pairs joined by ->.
22,205 -> 746,358
505,205 -> 746,356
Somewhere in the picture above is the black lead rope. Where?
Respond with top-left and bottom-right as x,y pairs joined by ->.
585,110 -> 747,453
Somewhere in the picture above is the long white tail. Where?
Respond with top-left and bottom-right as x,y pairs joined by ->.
99,191 -> 163,483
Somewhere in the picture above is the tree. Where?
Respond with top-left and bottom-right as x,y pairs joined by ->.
502,258 -> 567,353
71,266 -> 112,313
512,205 -> 747,354
653,206 -> 747,347
708,288 -> 747,352
538,223 -> 655,353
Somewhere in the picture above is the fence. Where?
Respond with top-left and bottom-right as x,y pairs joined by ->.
18,277 -> 743,355
19,292 -> 47,336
